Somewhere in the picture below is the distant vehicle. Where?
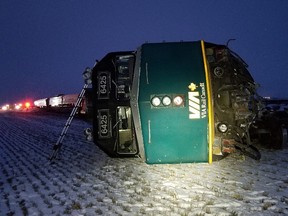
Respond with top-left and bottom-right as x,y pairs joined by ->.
1,101 -> 32,111
34,94 -> 78,108
49,95 -> 64,107
34,98 -> 48,108
86,40 -> 287,164
33,93 -> 92,115
1,104 -> 10,111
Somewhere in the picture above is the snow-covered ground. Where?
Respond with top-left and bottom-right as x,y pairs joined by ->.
0,111 -> 288,216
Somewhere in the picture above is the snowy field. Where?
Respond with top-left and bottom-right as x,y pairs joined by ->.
0,111 -> 288,216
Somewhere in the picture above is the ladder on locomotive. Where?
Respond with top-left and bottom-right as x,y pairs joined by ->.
49,83 -> 88,161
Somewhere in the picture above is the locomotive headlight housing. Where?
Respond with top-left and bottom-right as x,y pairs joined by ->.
83,67 -> 92,84
217,123 -> 228,133
162,96 -> 172,106
151,96 -> 161,107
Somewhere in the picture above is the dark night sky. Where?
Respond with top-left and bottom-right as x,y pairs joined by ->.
1,0 -> 288,105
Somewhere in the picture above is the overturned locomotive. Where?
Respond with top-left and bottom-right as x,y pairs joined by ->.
85,41 -> 286,164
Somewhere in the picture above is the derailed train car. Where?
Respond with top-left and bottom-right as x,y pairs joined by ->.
35,94 -> 80,108
89,41 -> 285,164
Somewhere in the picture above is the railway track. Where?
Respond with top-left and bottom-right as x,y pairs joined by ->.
0,111 -> 288,215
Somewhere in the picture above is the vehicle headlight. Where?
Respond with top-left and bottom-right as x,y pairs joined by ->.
217,123 -> 228,133
151,96 -> 161,107
162,96 -> 172,106
83,67 -> 92,84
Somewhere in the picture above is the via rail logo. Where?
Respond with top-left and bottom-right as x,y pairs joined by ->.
188,82 -> 207,119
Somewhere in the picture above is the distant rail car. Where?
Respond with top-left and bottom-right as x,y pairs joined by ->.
49,95 -> 63,107
34,94 -> 78,108
34,98 -> 48,108
62,94 -> 79,106
89,41 -> 270,164
48,94 -> 79,107
33,93 -> 91,114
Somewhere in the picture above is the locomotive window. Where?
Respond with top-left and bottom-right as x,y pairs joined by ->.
116,106 -> 137,154
115,55 -> 135,100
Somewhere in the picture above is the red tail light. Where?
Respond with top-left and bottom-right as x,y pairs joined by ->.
25,102 -> 31,108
